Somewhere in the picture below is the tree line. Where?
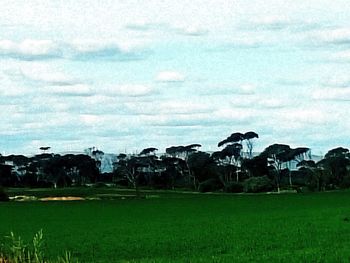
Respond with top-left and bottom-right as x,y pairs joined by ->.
1,131 -> 350,195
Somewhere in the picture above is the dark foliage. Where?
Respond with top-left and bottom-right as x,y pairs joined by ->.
198,178 -> 223,193
0,187 -> 9,201
139,147 -> 158,156
0,136 -> 349,194
188,151 -> 221,187
218,132 -> 244,147
0,164 -> 18,187
241,156 -> 268,177
224,181 -> 243,193
325,147 -> 349,159
243,176 -> 274,193
340,176 -> 350,189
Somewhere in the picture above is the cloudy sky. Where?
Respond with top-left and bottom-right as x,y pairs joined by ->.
1,0 -> 349,156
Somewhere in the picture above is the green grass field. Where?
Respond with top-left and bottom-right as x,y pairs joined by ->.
1,189 -> 350,262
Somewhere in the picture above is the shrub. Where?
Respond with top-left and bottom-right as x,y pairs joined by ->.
0,230 -> 78,263
224,182 -> 243,193
307,177 -> 319,192
297,186 -> 312,193
340,176 -> 350,189
198,178 -> 223,193
243,176 -> 274,193
0,187 -> 9,202
93,182 -> 109,188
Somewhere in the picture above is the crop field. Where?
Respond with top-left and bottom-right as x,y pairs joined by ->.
1,189 -> 350,262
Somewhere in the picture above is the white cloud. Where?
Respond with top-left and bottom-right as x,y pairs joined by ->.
80,114 -> 100,125
239,84 -> 256,94
229,94 -> 294,109
156,71 -> 185,82
257,98 -> 287,108
19,39 -> 58,56
125,100 -> 213,115
0,38 -> 149,61
311,28 -> 350,46
67,39 -> 149,60
0,70 -> 29,97
174,24 -> 208,36
216,34 -> 274,49
161,101 -> 211,114
212,108 -> 261,125
312,87 -> 350,101
104,84 -> 155,97
47,84 -> 93,96
277,109 -> 330,124
329,50 -> 350,62
321,73 -> 350,87
242,16 -> 292,31
69,39 -> 142,54
242,15 -> 320,32
0,39 -> 60,59
1,0 -> 349,155
201,83 -> 257,96
19,66 -> 78,86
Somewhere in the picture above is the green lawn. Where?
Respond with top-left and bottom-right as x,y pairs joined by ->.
1,189 -> 350,262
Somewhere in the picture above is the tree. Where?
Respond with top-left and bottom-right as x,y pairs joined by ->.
114,154 -> 152,196
159,156 -> 188,189
218,131 -> 259,159
284,147 -> 310,186
165,144 -> 201,159
260,144 -> 291,192
217,133 -> 245,182
0,164 -> 14,187
317,147 -> 350,187
71,154 -> 100,185
165,144 -> 201,187
241,155 -> 269,178
39,147 -> 51,153
325,147 -> 349,159
261,144 -> 310,191
211,150 -> 237,184
187,151 -> 220,190
243,131 -> 259,159
138,147 -> 160,186
297,160 -> 322,191
0,186 -> 9,201
218,132 -> 244,147
139,147 -> 158,156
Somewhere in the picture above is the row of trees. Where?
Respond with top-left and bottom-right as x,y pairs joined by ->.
1,131 -> 349,194
0,153 -> 99,188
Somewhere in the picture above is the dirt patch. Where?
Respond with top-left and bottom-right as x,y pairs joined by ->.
10,195 -> 38,201
39,196 -> 85,201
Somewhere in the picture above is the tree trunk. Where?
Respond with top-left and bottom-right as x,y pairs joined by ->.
289,170 -> 292,187
193,176 -> 198,191
135,183 -> 140,197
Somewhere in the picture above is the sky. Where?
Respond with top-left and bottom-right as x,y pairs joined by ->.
0,0 -> 350,156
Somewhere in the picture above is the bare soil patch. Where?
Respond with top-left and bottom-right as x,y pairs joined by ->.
39,196 -> 85,201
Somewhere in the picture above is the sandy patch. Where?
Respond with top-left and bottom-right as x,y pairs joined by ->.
10,195 -> 37,201
40,196 -> 85,201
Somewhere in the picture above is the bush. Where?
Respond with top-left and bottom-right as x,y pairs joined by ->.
224,182 -> 243,193
0,187 -> 9,202
93,182 -> 109,188
0,230 -> 78,263
297,186 -> 312,193
198,178 -> 223,193
340,176 -> 350,189
243,176 -> 274,193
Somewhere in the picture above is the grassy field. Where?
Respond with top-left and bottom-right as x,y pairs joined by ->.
1,189 -> 350,262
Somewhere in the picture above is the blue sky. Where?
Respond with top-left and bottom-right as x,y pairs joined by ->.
0,0 -> 349,156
